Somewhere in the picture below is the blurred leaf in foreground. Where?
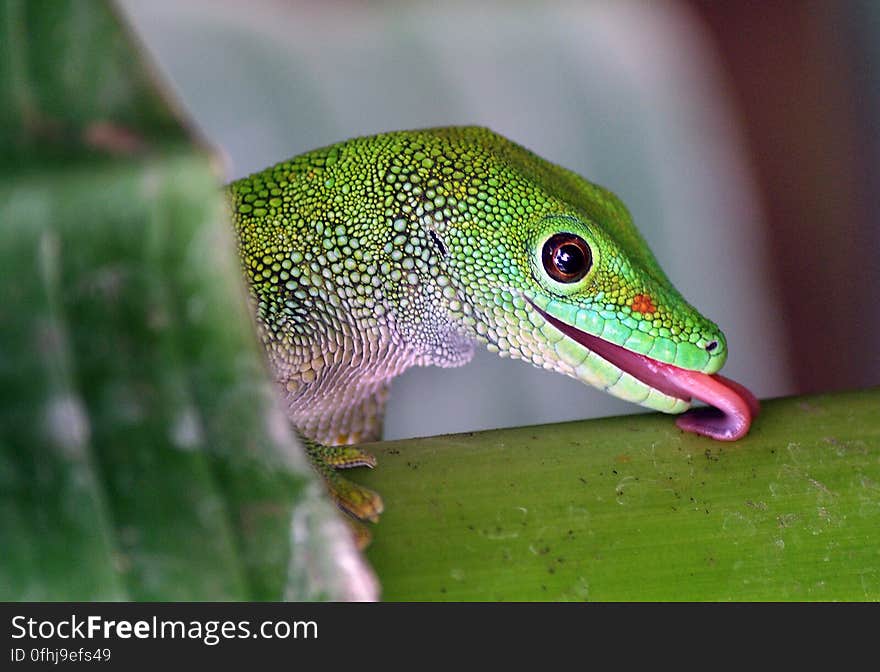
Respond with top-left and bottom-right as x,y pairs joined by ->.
0,0 -> 376,601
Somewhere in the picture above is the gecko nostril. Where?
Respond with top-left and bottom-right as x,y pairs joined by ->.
705,340 -> 718,352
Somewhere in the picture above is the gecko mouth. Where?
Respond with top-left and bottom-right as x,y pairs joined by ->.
527,300 -> 759,441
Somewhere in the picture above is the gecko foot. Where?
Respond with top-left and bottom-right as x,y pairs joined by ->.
299,433 -> 385,524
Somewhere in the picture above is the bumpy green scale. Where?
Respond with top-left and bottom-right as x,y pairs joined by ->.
228,126 -> 727,521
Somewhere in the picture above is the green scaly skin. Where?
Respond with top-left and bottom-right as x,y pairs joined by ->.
228,126 -> 727,524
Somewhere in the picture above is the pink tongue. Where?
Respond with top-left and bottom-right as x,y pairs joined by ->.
525,300 -> 760,441
672,372 -> 760,441
584,340 -> 760,441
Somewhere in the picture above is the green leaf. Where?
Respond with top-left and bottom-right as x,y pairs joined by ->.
0,0 -> 375,601
354,389 -> 880,600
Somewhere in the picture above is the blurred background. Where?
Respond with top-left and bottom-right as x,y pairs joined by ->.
117,0 -> 880,440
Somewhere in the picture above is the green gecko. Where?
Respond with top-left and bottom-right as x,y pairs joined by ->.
228,126 -> 759,526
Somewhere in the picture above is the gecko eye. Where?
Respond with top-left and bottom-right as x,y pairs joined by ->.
541,233 -> 592,283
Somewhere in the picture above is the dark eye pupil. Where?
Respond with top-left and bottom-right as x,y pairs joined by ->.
554,244 -> 585,275
542,233 -> 592,283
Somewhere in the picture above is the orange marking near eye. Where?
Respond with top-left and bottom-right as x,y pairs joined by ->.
631,293 -> 657,314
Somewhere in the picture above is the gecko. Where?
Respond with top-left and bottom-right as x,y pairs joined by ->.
228,126 -> 759,525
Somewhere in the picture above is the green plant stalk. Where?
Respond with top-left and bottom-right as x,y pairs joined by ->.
353,388 -> 880,600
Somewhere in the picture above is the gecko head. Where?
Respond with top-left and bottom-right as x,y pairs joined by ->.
517,212 -> 727,401
443,201 -> 757,440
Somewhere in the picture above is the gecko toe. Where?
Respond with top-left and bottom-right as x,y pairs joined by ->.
331,476 -> 384,523
320,445 -> 378,469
